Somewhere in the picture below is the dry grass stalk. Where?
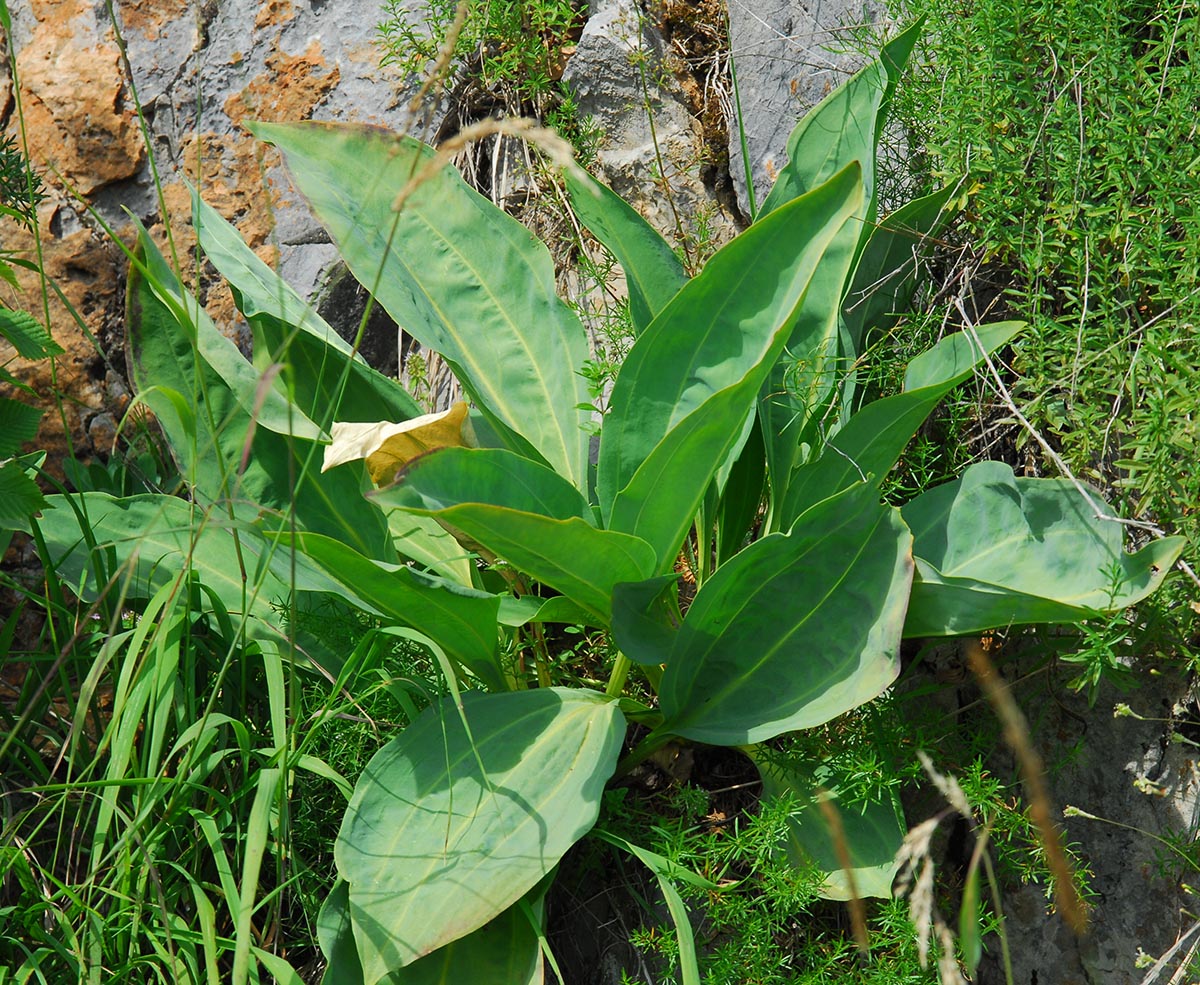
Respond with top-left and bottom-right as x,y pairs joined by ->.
390,116 -> 590,216
815,794 -> 870,956
964,640 -> 1089,934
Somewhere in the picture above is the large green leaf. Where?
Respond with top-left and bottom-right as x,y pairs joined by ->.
127,227 -> 392,558
36,492 -> 294,643
598,163 -> 864,534
374,498 -> 656,624
755,20 -> 924,502
289,531 -> 505,690
611,574 -> 681,666
318,880 -> 543,985
841,182 -> 958,353
380,447 -> 591,521
250,121 -> 590,488
902,461 -> 1184,636
658,483 -> 913,745
782,322 -> 1024,523
192,186 -> 422,427
564,169 -> 687,334
336,687 -> 623,983
754,755 -> 905,901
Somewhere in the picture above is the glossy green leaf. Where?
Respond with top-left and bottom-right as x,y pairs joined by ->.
564,169 -> 687,333
319,880 -> 543,985
782,321 -> 1024,523
381,447 -> 590,521
192,185 -> 422,427
337,688 -> 623,982
902,461 -> 1185,636
659,483 -> 913,744
754,756 -> 905,900
599,163 -> 864,551
250,121 -> 590,488
289,531 -> 505,689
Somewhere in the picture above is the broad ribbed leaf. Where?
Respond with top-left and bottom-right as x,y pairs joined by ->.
318,880 -> 543,985
598,163 -> 863,527
380,447 -> 590,520
193,186 -> 422,427
290,531 -> 505,689
755,755 -> 905,900
564,169 -> 687,333
782,322 -> 1024,523
337,688 -> 623,982
659,483 -> 913,744
377,501 -> 655,624
902,461 -> 1184,636
250,121 -> 590,488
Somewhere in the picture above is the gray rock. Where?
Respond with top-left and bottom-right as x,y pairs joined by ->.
726,0 -> 891,213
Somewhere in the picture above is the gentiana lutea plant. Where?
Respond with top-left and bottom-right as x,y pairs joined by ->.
32,22 -> 1183,985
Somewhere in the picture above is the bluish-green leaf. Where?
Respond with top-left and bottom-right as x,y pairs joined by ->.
127,225 -> 393,558
754,754 -> 905,900
659,483 -> 913,744
290,531 -> 505,689
758,18 -> 922,217
381,447 -> 590,520
902,461 -> 1185,636
250,121 -> 590,488
564,169 -> 687,334
611,574 -> 681,666
336,687 -> 623,982
842,182 -> 958,352
319,880 -> 543,985
377,500 -> 655,624
598,163 -> 864,545
192,185 -> 422,427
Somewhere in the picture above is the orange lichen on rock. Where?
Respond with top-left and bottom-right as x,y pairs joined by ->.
0,216 -> 127,473
15,0 -> 143,195
114,0 -> 191,43
224,39 -> 339,124
254,0 -> 296,29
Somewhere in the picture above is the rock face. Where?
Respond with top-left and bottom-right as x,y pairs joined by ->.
726,0 -> 890,213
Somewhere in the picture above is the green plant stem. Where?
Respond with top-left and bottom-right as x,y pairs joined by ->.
605,651 -> 631,698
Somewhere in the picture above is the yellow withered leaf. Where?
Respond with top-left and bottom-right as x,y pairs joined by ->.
322,402 -> 473,486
